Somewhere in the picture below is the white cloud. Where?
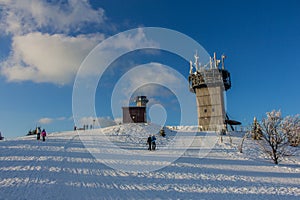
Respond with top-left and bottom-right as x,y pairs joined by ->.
1,32 -> 104,85
106,28 -> 155,51
38,117 -> 53,124
120,63 -> 182,97
0,0 -> 105,35
37,116 -> 71,125
57,117 -> 66,121
0,1 -> 157,85
0,0 -> 106,85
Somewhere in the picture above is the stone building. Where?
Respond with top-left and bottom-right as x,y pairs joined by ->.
122,96 -> 148,123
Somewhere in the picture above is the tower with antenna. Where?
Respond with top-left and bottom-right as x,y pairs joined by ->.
188,52 -> 231,131
122,96 -> 149,123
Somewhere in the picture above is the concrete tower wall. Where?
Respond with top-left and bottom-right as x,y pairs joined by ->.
195,86 -> 225,131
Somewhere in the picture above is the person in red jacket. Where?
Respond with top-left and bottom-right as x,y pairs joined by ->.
41,129 -> 47,142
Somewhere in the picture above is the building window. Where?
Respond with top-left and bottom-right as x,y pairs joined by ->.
212,108 -> 215,112
204,109 -> 207,113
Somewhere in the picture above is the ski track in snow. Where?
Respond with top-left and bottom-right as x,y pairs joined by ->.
0,124 -> 299,200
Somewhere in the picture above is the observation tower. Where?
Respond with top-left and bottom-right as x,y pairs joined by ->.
188,52 -> 231,131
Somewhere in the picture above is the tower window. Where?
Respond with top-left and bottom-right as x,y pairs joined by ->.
212,108 -> 215,112
204,109 -> 207,113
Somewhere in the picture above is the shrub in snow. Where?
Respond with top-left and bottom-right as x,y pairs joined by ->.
238,131 -> 250,153
159,129 -> 166,137
257,110 -> 299,164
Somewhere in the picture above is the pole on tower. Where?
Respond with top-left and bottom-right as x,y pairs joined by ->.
221,54 -> 226,70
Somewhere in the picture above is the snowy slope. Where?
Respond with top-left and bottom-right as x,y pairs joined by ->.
0,124 -> 299,200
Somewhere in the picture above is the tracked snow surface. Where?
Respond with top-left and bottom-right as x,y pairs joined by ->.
0,123 -> 299,200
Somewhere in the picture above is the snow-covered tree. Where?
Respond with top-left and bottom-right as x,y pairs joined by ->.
258,110 -> 299,164
251,117 -> 262,140
282,115 -> 300,147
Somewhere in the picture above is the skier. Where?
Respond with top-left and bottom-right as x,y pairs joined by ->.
41,129 -> 47,142
147,135 -> 152,151
151,135 -> 156,150
36,127 -> 41,140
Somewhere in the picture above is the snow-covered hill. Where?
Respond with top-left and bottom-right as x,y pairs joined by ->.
0,124 -> 299,200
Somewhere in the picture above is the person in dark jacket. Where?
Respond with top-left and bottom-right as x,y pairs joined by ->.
147,135 -> 152,151
151,135 -> 156,150
36,127 -> 41,140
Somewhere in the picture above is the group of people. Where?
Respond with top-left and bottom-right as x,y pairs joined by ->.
36,127 -> 47,141
147,135 -> 156,151
74,124 -> 93,131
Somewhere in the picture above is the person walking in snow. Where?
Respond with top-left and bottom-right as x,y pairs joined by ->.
151,135 -> 156,151
147,135 -> 152,151
36,127 -> 41,140
41,129 -> 47,142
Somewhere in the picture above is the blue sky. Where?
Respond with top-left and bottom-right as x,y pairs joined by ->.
0,0 -> 300,138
